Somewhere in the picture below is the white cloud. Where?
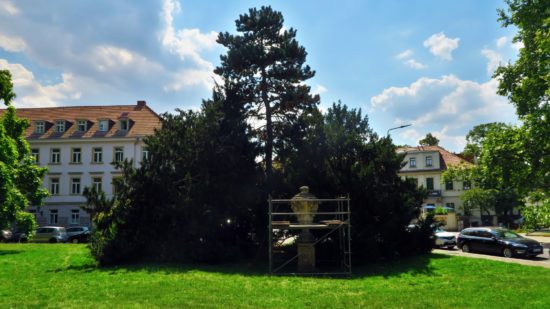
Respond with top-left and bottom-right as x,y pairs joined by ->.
396,49 -> 413,60
496,36 -> 508,49
481,48 -> 503,75
371,75 -> 517,151
405,59 -> 426,69
0,59 -> 81,107
0,33 -> 25,52
395,49 -> 426,69
313,84 -> 327,95
423,32 -> 460,60
160,0 -> 219,91
512,40 -> 524,51
0,0 -> 18,15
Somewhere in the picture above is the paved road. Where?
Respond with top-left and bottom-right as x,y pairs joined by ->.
434,233 -> 550,268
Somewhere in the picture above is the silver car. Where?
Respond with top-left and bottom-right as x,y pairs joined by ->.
34,226 -> 68,243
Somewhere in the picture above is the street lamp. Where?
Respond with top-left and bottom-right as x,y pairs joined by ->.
386,124 -> 412,136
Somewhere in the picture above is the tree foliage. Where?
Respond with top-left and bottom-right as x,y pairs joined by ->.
461,188 -> 498,216
279,102 -> 430,261
86,8 -> 430,266
419,133 -> 439,146
463,122 -> 509,159
215,6 -> 319,193
495,0 -> 550,197
86,86 -> 259,265
521,199 -> 550,230
0,70 -> 48,232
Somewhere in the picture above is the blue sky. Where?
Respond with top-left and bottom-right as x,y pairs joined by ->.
0,0 -> 521,152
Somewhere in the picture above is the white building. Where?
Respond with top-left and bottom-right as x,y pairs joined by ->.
3,101 -> 160,227
397,145 -> 474,230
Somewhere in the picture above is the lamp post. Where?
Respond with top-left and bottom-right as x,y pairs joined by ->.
386,124 -> 412,136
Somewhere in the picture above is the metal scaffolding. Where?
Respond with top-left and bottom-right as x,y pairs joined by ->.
268,196 -> 352,276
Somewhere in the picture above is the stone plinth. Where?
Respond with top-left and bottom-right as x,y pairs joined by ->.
297,242 -> 316,272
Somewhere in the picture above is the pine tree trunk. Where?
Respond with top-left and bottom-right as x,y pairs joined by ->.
261,67 -> 273,195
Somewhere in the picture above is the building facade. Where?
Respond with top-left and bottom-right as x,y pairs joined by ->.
1,101 -> 160,227
397,146 -> 475,230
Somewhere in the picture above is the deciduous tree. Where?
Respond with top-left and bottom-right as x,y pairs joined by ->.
0,70 -> 48,232
419,133 -> 439,146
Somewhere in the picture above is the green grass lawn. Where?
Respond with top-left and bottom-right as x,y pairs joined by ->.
1,244 -> 550,308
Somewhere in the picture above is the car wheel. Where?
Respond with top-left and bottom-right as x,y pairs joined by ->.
72,238 -> 79,244
503,247 -> 514,258
49,238 -> 57,244
462,244 -> 470,253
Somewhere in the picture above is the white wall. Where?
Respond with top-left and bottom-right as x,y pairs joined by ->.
28,137 -> 146,227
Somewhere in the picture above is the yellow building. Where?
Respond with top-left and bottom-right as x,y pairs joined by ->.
397,145 -> 474,231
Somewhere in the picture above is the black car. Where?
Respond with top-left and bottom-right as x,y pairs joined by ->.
1,229 -> 28,243
66,226 -> 90,243
457,227 -> 543,258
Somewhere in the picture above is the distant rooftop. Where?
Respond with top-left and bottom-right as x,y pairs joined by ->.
0,100 -> 160,140
396,145 -> 473,170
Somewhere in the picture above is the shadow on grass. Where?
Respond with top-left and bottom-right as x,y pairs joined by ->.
0,250 -> 22,256
352,253 -> 452,279
49,252 -> 452,279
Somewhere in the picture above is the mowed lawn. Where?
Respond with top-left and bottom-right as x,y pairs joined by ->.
1,244 -> 550,308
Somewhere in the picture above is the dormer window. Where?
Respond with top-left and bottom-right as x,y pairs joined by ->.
35,121 -> 45,134
120,119 -> 129,131
98,120 -> 109,132
426,156 -> 433,167
77,120 -> 87,132
55,120 -> 66,133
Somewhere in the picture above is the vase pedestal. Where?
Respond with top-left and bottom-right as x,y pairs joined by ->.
297,241 -> 315,272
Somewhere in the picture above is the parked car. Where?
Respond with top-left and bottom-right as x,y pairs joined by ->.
66,226 -> 90,243
34,226 -> 68,243
1,229 -> 28,243
457,227 -> 543,258
434,227 -> 456,249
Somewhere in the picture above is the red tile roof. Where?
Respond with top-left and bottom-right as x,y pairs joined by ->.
0,101 -> 161,139
396,145 -> 473,170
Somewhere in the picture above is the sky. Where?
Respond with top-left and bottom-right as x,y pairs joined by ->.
0,0 -> 521,152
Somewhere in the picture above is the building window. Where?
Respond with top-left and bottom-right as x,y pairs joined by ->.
409,157 -> 417,168
70,209 -> 80,225
77,120 -> 87,132
112,177 -> 122,195
92,177 -> 102,192
55,120 -> 65,133
445,180 -> 454,191
425,156 -> 433,167
142,149 -> 149,161
71,148 -> 81,163
51,148 -> 61,164
426,177 -> 434,190
71,178 -> 81,195
49,209 -> 58,225
120,119 -> 129,131
31,148 -> 40,163
99,120 -> 109,132
35,121 -> 45,134
92,147 -> 103,163
446,203 -> 455,211
114,147 -> 124,162
463,181 -> 471,190
50,178 -> 60,195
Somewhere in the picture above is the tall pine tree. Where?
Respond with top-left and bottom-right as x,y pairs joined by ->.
215,6 -> 319,194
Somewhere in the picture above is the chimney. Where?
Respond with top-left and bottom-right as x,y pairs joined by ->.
136,100 -> 146,110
